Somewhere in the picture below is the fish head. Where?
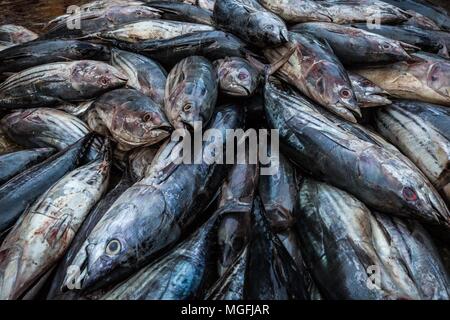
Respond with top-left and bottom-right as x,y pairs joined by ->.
166,80 -> 217,131
66,187 -> 174,292
361,148 -> 450,227
216,58 -> 259,96
320,71 -> 360,122
70,61 -> 128,97
375,39 -> 414,62
109,103 -> 172,148
427,61 -> 450,99
249,12 -> 289,46
105,5 -> 161,24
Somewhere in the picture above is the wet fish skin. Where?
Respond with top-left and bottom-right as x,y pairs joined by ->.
374,100 -> 450,199
291,22 -> 415,65
128,146 -> 160,181
0,148 -> 55,185
103,213 -> 218,300
295,178 -> 450,300
0,25 -> 37,44
264,78 -> 450,229
65,104 -> 243,292
381,0 -> 450,31
97,19 -> 214,43
0,141 -> 111,300
93,88 -> 171,150
259,0 -> 408,24
0,61 -> 127,109
245,197 -> 309,300
258,153 -> 306,270
110,48 -> 167,105
352,23 -> 450,58
214,57 -> 259,97
354,52 -> 450,106
402,9 -> 442,30
349,72 -> 392,108
0,108 -> 101,160
43,5 -> 161,39
217,163 -> 258,276
264,32 -> 360,123
165,56 -> 218,130
0,134 -> 95,234
47,171 -> 134,300
108,30 -> 250,66
373,212 -> 450,300
57,101 -> 94,118
0,40 -> 111,75
147,1 -> 214,25
205,246 -> 248,300
214,0 -> 288,48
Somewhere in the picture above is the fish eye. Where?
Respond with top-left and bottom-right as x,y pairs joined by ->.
402,187 -> 418,202
143,113 -> 153,122
105,239 -> 121,256
238,72 -> 249,81
340,88 -> 352,99
183,103 -> 193,112
136,10 -> 143,16
362,79 -> 372,86
266,25 -> 274,31
99,76 -> 110,86
382,43 -> 391,49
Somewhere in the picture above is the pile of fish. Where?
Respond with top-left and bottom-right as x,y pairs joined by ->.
0,0 -> 449,300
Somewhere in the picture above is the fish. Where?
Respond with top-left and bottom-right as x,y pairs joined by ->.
0,141 -> 111,300
402,9 -> 442,30
110,49 -> 167,105
107,30 -> 250,66
213,0 -> 288,48
264,78 -> 450,229
264,32 -> 360,123
46,171 -> 134,300
43,5 -> 161,39
0,108 -> 101,160
0,61 -> 127,109
295,178 -> 450,300
354,52 -> 450,106
165,56 -> 218,130
291,22 -> 416,65
349,72 -> 392,108
258,153 -> 304,271
352,24 -> 450,58
0,148 -> 55,185
381,0 -> 450,31
0,24 -> 37,45
214,57 -> 259,96
103,213 -> 218,300
0,40 -> 111,75
245,197 -> 309,300
96,19 -> 214,43
93,88 -> 172,150
0,134 -> 95,235
205,246 -> 248,300
147,1 -> 214,25
57,101 -> 95,118
128,146 -> 160,181
63,104 -> 243,292
258,0 -> 408,24
374,100 -> 450,203
216,163 -> 258,276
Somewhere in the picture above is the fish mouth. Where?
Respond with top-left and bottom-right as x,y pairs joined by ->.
225,85 -> 252,96
280,29 -> 289,43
